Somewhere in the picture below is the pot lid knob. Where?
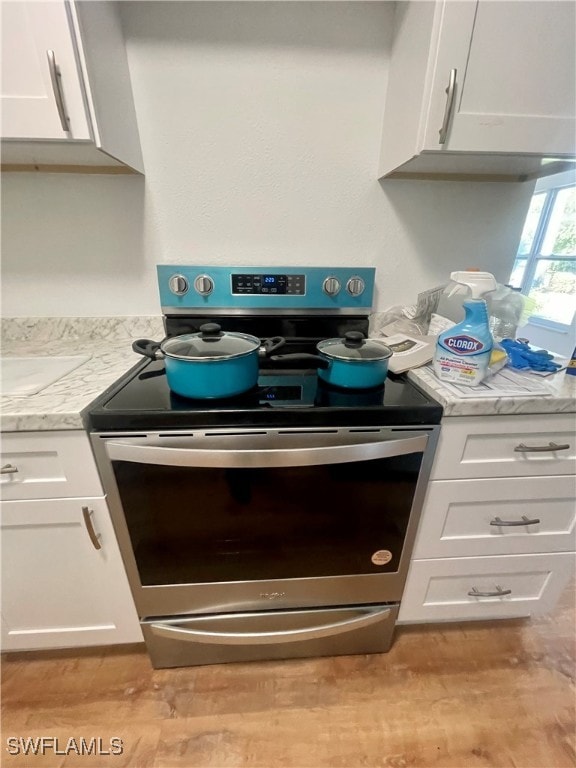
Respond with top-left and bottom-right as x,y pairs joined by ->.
343,331 -> 365,349
199,323 -> 223,339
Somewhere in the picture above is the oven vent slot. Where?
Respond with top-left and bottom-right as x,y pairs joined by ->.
203,431 -> 268,437
390,427 -> 433,433
99,434 -> 147,439
158,433 -> 196,438
277,429 -> 338,435
348,428 -> 382,433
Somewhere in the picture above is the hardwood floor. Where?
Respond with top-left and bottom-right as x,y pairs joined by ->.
2,586 -> 575,768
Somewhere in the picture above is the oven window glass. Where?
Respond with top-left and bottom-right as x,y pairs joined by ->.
112,453 -> 423,585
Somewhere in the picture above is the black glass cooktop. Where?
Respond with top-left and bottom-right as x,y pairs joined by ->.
87,359 -> 442,431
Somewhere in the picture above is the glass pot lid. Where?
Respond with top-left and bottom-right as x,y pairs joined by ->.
317,332 -> 392,362
161,324 -> 261,361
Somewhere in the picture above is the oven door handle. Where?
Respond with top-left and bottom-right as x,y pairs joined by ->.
149,607 -> 392,646
105,434 -> 427,468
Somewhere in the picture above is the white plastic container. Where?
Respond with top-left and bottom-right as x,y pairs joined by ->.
430,270 -> 496,334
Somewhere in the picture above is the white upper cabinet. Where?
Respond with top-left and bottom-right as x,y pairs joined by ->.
1,0 -> 143,173
379,1 -> 576,181
1,1 -> 91,140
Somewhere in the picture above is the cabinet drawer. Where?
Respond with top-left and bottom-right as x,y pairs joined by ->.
398,553 -> 575,623
430,415 -> 576,480
0,431 -> 103,500
413,476 -> 576,559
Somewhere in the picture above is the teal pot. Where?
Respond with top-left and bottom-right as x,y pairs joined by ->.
132,324 -> 284,399
271,332 -> 392,390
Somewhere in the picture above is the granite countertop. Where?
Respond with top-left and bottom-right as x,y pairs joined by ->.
2,316 -> 575,430
1,317 -> 164,432
408,364 -> 576,417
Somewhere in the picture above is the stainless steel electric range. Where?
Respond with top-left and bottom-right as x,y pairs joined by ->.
87,266 -> 442,669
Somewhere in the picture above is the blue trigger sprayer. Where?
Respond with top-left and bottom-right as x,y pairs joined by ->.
433,271 -> 497,387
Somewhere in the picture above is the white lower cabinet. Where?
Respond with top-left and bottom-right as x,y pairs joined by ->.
1,430 -> 104,501
400,413 -> 576,624
1,495 -> 142,651
412,475 -> 576,559
0,430 -> 142,652
399,553 -> 575,623
1,496 -> 142,651
429,414 -> 576,481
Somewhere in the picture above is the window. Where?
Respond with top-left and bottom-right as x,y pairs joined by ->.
510,171 -> 576,330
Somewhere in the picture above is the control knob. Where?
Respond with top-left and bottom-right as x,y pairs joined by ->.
168,274 -> 189,296
322,276 -> 341,297
346,276 -> 365,297
194,274 -> 214,296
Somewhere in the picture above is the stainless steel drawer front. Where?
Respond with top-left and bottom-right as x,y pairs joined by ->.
142,604 -> 399,668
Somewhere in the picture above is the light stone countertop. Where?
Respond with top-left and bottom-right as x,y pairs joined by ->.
408,364 -> 576,417
1,317 -> 164,432
2,316 -> 575,430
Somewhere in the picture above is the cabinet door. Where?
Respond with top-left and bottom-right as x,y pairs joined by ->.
1,496 -> 142,651
424,1 -> 576,155
1,0 -> 91,139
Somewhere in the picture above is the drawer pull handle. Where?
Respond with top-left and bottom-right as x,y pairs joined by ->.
468,586 -> 512,598
490,516 -> 541,527
82,506 -> 102,551
1,464 -> 19,475
514,442 -> 570,453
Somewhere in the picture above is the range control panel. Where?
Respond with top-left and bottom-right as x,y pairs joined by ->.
231,273 -> 305,295
157,266 -> 375,312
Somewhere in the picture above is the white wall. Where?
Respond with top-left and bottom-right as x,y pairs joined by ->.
1,1 -> 534,317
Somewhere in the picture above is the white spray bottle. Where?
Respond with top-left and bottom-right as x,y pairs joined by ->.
433,271 -> 497,386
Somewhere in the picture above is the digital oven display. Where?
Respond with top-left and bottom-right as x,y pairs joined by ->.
232,274 -> 305,295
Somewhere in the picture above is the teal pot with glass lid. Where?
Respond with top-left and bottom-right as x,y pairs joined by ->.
132,323 -> 284,399
271,332 -> 392,389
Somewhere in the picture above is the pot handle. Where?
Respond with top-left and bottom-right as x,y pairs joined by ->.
132,338 -> 163,360
260,336 -> 286,356
270,353 -> 330,370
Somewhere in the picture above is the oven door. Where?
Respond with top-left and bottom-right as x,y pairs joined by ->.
94,427 -> 438,617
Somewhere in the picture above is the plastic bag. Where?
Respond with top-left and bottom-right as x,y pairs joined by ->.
373,285 -> 445,337
489,285 -> 533,341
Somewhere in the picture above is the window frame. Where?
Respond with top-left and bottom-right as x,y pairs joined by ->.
513,170 -> 576,332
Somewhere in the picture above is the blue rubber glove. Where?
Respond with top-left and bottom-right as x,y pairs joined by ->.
500,339 -> 561,372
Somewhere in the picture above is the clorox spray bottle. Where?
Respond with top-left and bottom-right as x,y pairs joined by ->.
433,271 -> 497,386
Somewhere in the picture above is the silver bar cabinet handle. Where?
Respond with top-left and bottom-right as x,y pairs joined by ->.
150,608 -> 391,646
490,516 -> 541,527
468,586 -> 512,598
1,464 -> 19,475
46,50 -> 70,132
438,68 -> 457,145
514,442 -> 570,453
82,506 -> 102,551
